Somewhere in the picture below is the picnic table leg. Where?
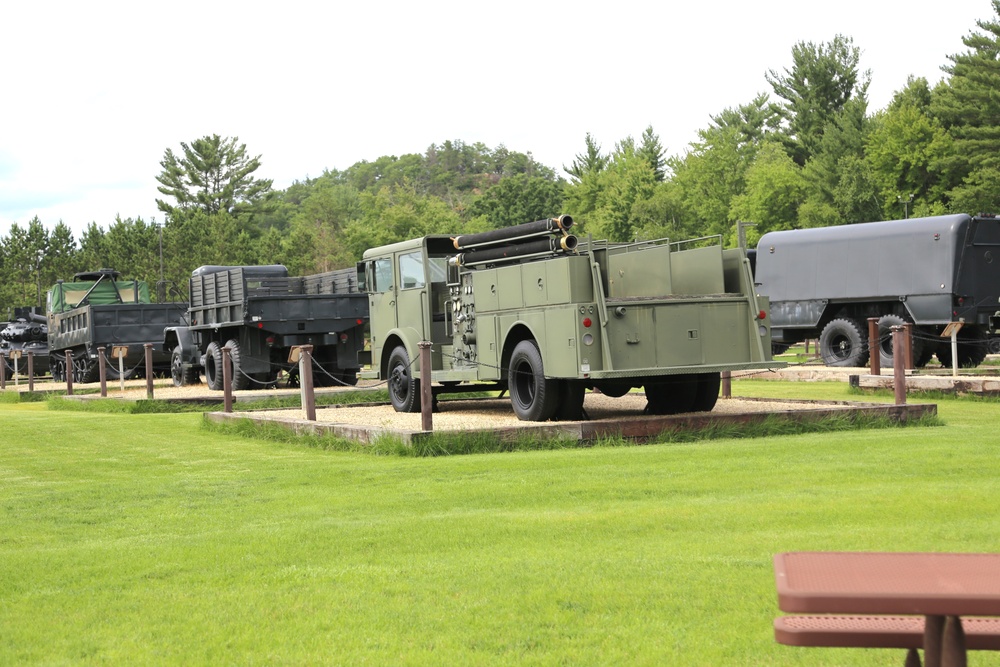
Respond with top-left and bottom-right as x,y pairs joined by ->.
924,614 -> 944,667
941,616 -> 966,667
905,648 -> 922,667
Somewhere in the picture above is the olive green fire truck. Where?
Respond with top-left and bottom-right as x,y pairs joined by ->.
358,216 -> 781,421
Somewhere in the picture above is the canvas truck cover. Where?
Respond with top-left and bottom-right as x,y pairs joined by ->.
47,278 -> 151,313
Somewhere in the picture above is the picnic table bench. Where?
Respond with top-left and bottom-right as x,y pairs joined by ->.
773,552 -> 1000,667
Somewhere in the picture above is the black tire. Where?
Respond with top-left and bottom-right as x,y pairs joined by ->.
204,341 -> 224,391
73,357 -> 97,384
644,375 -> 698,415
594,382 -> 631,398
915,344 -> 936,368
692,372 -> 721,412
170,348 -> 201,387
105,355 -> 135,381
554,380 -> 586,421
936,329 -> 989,369
508,340 -> 559,421
818,318 -> 869,367
338,369 -> 360,386
876,314 -> 924,369
387,346 -> 420,413
225,339 -> 250,390
988,337 -> 1000,356
50,356 -> 65,382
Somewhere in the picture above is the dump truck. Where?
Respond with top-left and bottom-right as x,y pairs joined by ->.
163,265 -> 368,390
751,213 -> 1000,368
358,215 -> 780,421
47,269 -> 189,382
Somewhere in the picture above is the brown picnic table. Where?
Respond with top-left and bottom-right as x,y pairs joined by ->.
773,552 -> 1000,667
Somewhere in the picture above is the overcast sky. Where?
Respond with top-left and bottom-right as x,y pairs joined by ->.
1,0 -> 993,238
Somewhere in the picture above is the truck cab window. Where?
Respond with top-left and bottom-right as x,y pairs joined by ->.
372,258 -> 393,293
399,251 -> 425,289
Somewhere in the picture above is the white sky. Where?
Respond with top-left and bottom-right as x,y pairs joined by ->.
0,0 -> 992,238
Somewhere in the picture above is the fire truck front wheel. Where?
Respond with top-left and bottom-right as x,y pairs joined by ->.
387,346 -> 421,413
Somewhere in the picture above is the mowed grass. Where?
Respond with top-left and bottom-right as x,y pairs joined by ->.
2,382 -> 999,665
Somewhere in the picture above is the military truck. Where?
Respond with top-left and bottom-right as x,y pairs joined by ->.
1,308 -> 49,379
164,265 -> 368,390
358,215 -> 780,421
751,213 -> 1000,368
47,269 -> 189,382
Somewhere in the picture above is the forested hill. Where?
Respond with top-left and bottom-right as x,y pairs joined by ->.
5,3 -> 1000,313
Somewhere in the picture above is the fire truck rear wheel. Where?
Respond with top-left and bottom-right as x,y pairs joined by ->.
508,340 -> 559,422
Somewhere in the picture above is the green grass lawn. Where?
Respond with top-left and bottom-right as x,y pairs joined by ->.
2,382 -> 999,665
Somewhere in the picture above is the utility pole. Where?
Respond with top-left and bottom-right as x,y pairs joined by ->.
897,194 -> 915,219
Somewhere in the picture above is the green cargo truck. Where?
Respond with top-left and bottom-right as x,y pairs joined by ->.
163,265 -> 368,390
358,215 -> 781,421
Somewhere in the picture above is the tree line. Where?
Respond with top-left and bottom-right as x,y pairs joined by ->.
4,1 -> 1000,316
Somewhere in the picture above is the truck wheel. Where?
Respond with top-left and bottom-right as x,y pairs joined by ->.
644,375 -> 698,415
553,380 -> 586,421
204,342 -> 224,391
876,315 -> 924,369
50,356 -> 64,382
225,339 -> 250,390
508,340 -> 559,421
692,372 -> 721,412
936,329 -> 989,368
990,337 -> 1000,355
388,346 -> 420,412
106,357 -> 135,381
338,369 -> 360,386
170,348 -> 201,387
818,318 -> 869,367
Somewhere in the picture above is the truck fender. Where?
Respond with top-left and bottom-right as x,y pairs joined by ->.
378,327 -> 422,376
163,326 -> 200,365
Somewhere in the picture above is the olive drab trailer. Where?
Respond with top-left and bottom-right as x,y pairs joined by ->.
46,269 -> 189,382
163,265 -> 368,390
752,214 -> 1000,368
359,215 -> 781,422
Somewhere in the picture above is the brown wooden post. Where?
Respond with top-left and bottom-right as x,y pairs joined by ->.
868,317 -> 880,376
298,345 -> 316,421
97,347 -> 108,398
222,345 -> 233,413
892,326 -> 906,406
721,370 -> 731,398
144,343 -> 154,399
903,323 -> 914,370
65,350 -> 74,395
27,352 -> 34,393
419,341 -> 433,431
1,354 -> 7,391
